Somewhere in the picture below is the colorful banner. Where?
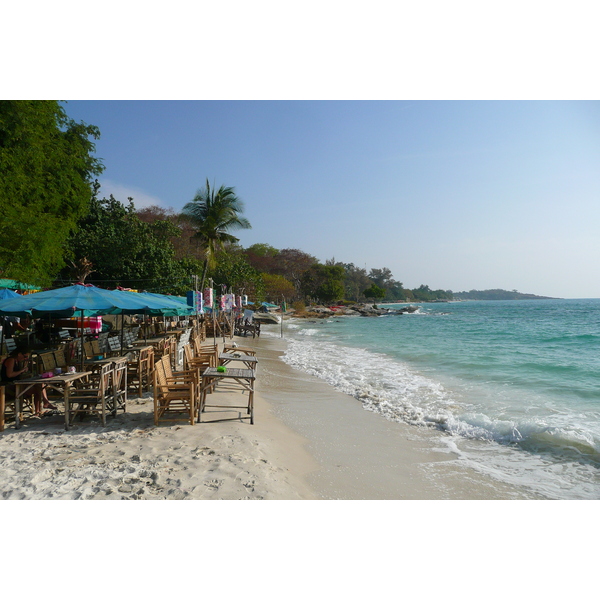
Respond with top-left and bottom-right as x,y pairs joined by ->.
186,291 -> 204,313
203,288 -> 213,308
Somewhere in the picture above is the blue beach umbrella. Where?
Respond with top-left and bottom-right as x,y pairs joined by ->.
0,285 -> 196,368
125,291 -> 193,316
0,288 -> 20,300
0,285 -> 195,318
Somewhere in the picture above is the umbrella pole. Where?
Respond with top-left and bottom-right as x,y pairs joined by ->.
120,313 -> 125,353
80,310 -> 85,372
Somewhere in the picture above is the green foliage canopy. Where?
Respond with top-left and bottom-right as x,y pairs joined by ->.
0,100 -> 104,285
210,248 -> 264,300
64,191 -> 200,294
301,264 -> 345,303
182,179 -> 251,290
363,283 -> 387,301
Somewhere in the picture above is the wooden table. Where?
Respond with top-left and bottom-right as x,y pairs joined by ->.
132,336 -> 171,346
13,371 -> 92,430
223,345 -> 257,356
199,367 -> 256,424
218,352 -> 258,370
84,357 -> 115,371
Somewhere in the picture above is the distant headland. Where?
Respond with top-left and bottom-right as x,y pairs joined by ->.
452,289 -> 558,301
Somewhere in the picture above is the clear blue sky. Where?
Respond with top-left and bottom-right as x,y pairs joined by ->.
64,100 -> 600,299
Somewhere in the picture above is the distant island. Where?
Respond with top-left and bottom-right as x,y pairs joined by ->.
452,289 -> 558,301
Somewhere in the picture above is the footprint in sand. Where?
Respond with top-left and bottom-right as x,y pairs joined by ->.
204,479 -> 222,490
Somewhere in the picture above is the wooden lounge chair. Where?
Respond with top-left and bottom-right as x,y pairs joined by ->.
153,356 -> 195,426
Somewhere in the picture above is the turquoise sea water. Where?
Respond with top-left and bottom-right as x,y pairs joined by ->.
273,299 -> 600,499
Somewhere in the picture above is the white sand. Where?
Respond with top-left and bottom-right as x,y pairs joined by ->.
0,335 -> 534,500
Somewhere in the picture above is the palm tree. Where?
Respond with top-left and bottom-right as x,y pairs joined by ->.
181,179 -> 251,291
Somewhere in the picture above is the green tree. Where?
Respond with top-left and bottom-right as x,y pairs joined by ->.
363,284 -> 387,302
343,263 -> 372,302
181,179 -> 251,291
0,100 -> 103,285
301,264 -> 345,303
272,248 -> 317,296
210,248 -> 264,300
244,243 -> 280,274
262,273 -> 296,303
64,191 -> 197,294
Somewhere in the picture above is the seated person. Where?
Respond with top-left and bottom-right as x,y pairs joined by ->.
1,346 -> 56,416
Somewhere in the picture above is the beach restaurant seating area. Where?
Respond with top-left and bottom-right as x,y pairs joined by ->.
1,315 -> 259,432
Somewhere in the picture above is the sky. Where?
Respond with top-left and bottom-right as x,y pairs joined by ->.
63,100 -> 600,299
7,2 -> 599,299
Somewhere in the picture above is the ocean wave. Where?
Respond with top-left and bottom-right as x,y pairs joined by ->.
280,334 -> 600,467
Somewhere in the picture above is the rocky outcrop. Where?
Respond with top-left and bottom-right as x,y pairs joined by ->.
298,304 -> 419,318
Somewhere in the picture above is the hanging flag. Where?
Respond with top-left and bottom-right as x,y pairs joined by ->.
186,290 -> 196,306
203,288 -> 213,308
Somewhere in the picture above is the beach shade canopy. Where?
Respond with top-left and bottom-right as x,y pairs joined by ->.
0,288 -> 20,301
135,292 -> 194,316
0,285 -> 195,318
114,290 -> 194,317
0,278 -> 39,291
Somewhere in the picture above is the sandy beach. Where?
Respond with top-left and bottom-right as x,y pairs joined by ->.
0,334 -> 536,501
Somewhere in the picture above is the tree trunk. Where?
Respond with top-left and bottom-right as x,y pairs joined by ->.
199,259 -> 209,293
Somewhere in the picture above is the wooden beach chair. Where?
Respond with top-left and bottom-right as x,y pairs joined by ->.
67,362 -> 113,426
53,348 -> 68,370
153,356 -> 195,426
161,352 -> 199,400
183,345 -> 215,391
39,351 -> 57,373
127,345 -> 153,397
111,357 -> 128,415
107,336 -> 122,356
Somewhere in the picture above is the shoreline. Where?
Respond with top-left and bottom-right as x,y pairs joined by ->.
0,334 -> 535,500
249,334 -> 536,499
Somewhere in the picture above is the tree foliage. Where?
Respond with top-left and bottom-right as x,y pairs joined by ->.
181,179 -> 251,290
261,273 -> 296,302
210,248 -> 264,299
342,263 -> 372,302
301,264 -> 345,303
63,189 -> 199,294
0,100 -> 103,285
363,283 -> 387,302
